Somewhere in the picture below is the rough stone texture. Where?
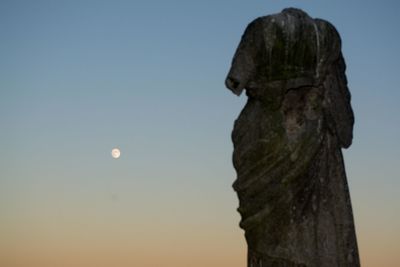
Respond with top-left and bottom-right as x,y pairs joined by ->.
225,8 -> 360,267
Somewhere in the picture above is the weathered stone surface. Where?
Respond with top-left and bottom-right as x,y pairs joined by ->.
225,8 -> 360,267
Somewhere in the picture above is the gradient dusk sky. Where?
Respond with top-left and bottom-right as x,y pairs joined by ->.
1,1 -> 399,266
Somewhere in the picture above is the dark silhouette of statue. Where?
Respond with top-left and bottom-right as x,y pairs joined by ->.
225,8 -> 360,267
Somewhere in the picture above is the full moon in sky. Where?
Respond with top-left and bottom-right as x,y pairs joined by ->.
111,148 -> 121,159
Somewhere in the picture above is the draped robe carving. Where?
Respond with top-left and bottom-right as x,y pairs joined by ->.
225,8 -> 360,267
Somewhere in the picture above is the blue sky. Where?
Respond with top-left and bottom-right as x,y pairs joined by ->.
1,1 -> 399,266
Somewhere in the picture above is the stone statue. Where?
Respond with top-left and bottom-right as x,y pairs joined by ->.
225,8 -> 360,267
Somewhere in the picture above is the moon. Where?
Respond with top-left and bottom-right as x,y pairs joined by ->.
111,148 -> 121,159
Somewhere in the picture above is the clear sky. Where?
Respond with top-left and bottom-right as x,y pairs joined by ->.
1,1 -> 399,266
